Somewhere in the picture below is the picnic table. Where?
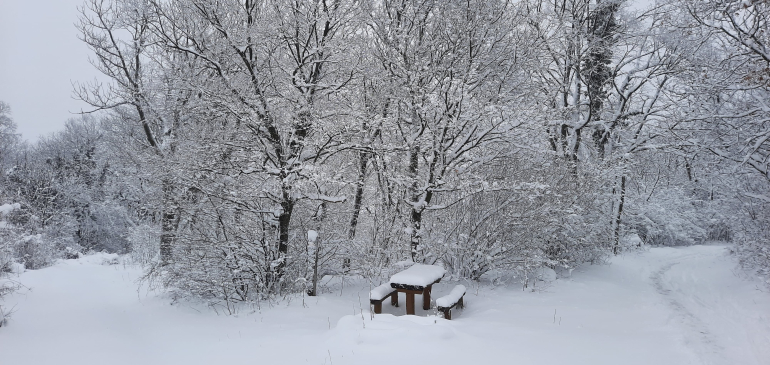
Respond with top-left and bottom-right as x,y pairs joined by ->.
388,264 -> 446,315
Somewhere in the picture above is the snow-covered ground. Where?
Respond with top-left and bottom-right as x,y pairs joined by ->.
1,245 -> 768,365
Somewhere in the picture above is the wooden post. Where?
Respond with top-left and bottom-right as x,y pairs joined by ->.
406,293 -> 415,315
422,285 -> 432,310
391,292 -> 399,307
443,309 -> 452,320
458,296 -> 464,309
373,302 -> 382,314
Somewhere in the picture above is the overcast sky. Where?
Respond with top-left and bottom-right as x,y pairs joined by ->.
0,0 -> 101,142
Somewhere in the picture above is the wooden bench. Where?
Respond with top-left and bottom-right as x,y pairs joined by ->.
436,285 -> 466,320
370,283 -> 399,314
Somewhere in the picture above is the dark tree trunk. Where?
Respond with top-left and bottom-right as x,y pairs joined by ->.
408,144 -> 421,261
309,233 -> 320,296
277,187 -> 294,270
613,175 -> 626,255
685,157 -> 693,181
560,124 -> 570,158
159,180 -> 177,265
348,150 -> 370,240
345,149 -> 371,271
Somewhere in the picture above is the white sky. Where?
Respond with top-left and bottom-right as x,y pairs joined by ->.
0,0 -> 101,142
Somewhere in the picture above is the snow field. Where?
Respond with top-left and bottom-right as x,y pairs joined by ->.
0,245 -> 768,365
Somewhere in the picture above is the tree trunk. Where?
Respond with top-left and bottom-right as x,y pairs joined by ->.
408,144 -> 421,261
159,179 -> 176,265
276,188 -> 294,276
613,175 -> 626,255
346,149 -> 370,271
308,232 -> 320,296
348,150 -> 370,241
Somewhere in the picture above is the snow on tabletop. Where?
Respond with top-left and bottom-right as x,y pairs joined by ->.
369,283 -> 395,301
436,285 -> 466,308
389,264 -> 445,287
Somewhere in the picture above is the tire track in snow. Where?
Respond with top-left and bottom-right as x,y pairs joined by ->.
651,258 -> 725,365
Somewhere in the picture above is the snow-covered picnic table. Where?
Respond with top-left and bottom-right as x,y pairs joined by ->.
387,264 -> 446,315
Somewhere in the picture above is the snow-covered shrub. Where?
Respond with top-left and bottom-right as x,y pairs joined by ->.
14,234 -> 59,270
69,201 -> 132,254
706,221 -> 732,242
733,233 -> 770,284
731,196 -> 770,285
427,156 -> 613,282
0,260 -> 21,327
625,182 -> 734,247
2,202 -> 62,271
142,189 -> 295,307
0,202 -> 21,327
127,223 -> 160,265
63,246 -> 82,260
730,183 -> 770,285
0,204 -> 20,272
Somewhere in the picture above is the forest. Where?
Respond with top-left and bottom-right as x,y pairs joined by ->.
1,0 -> 768,319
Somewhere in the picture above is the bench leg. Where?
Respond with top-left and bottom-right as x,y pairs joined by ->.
443,308 -> 452,320
391,292 -> 399,307
422,286 -> 431,310
458,296 -> 464,309
373,302 -> 382,314
406,293 -> 415,315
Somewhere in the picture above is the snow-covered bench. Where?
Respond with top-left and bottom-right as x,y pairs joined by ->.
369,283 -> 398,314
436,285 -> 466,320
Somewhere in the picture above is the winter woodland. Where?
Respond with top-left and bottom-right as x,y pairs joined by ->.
1,0 -> 769,321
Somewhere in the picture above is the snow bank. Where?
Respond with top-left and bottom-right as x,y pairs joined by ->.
436,285 -> 466,308
389,264 -> 445,288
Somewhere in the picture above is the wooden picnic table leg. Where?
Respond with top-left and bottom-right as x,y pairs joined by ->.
373,302 -> 382,314
405,292 -> 415,315
422,285 -> 432,310
391,291 -> 399,307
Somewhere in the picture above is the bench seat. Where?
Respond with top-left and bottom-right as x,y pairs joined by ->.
370,283 -> 399,314
436,285 -> 466,320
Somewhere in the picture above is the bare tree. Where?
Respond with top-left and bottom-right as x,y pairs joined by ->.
76,0 -> 194,264
369,0 -> 525,261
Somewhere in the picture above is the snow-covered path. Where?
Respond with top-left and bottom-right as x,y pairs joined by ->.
649,246 -> 770,365
0,245 -> 768,365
